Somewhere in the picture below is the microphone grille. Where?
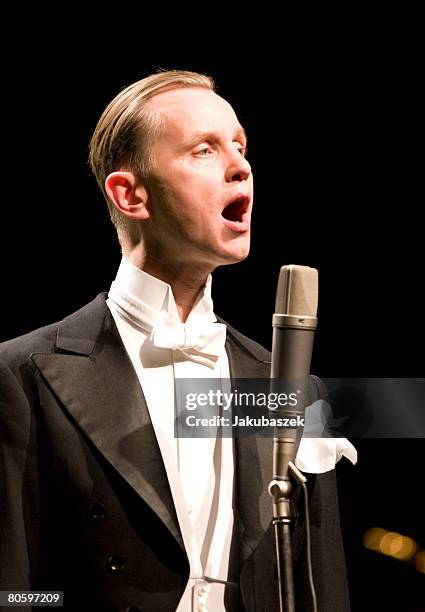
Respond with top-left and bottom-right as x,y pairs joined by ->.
275,265 -> 318,317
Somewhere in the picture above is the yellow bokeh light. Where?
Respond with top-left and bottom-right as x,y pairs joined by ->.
380,532 -> 403,555
379,532 -> 417,560
391,536 -> 416,561
363,527 -> 388,551
364,527 -> 423,569
416,550 -> 425,574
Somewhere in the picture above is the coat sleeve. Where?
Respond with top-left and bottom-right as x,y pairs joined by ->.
0,357 -> 37,593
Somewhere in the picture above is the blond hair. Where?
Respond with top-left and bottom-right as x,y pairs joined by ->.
88,70 -> 215,244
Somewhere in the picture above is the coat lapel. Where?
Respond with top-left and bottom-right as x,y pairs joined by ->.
30,293 -> 184,552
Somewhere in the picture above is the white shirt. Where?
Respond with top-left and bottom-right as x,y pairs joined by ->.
106,257 -> 233,611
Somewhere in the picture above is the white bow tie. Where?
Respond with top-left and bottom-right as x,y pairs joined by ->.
107,284 -> 226,368
150,311 -> 227,367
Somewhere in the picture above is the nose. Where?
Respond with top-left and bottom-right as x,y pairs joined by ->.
225,148 -> 252,183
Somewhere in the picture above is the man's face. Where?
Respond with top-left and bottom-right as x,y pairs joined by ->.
142,87 -> 253,270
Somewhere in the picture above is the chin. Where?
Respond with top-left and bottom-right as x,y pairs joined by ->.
195,235 -> 251,269
220,241 -> 251,265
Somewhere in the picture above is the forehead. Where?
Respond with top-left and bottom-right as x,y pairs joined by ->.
146,87 -> 243,142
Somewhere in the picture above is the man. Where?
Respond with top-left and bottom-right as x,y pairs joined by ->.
0,70 -> 352,611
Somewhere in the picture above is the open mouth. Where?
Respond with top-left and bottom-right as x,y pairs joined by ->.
221,197 -> 250,233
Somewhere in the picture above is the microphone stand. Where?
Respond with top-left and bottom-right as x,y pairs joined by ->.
268,434 -> 301,612
269,476 -> 295,612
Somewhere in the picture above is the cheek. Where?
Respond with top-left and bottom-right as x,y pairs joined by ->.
175,163 -> 220,197
173,184 -> 219,221
153,165 -> 221,226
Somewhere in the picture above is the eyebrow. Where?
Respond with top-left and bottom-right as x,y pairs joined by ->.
183,125 -> 248,148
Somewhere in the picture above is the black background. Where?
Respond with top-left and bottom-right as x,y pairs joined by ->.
1,28 -> 423,612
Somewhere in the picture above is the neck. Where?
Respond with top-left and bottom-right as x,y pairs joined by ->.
124,245 -> 212,322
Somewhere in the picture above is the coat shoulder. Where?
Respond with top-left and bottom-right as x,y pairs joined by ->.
0,322 -> 59,372
0,293 -> 108,373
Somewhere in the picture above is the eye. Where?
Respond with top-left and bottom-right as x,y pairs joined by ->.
194,146 -> 213,156
234,142 -> 248,158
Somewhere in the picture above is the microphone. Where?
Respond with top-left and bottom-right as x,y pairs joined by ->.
270,264 -> 318,481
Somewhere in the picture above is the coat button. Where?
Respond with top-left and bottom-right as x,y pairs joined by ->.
89,502 -> 106,521
107,554 -> 126,575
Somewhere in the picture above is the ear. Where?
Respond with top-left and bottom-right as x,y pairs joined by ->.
105,171 -> 150,221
